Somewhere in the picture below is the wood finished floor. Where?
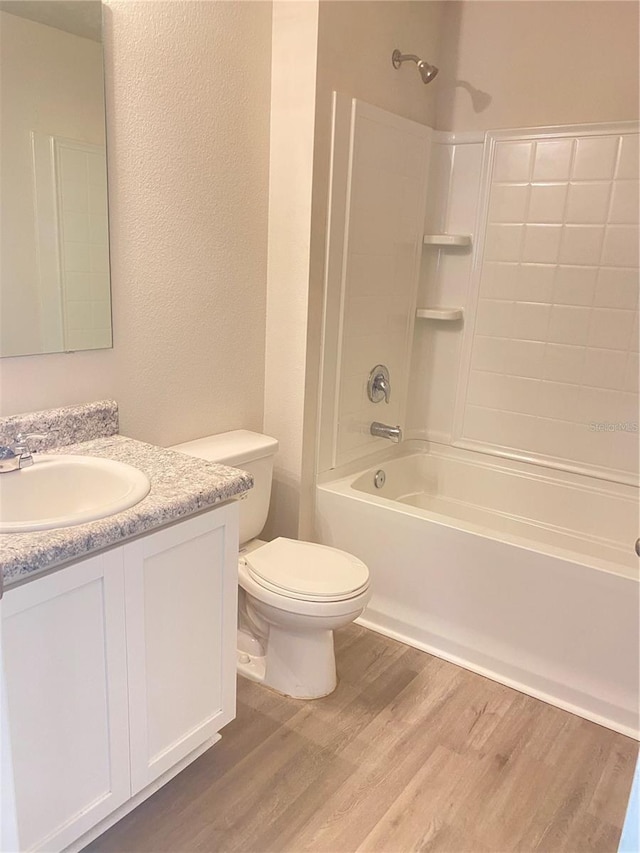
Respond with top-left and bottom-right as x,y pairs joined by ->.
87,624 -> 638,853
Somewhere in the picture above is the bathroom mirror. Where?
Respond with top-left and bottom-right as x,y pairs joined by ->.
0,0 -> 112,357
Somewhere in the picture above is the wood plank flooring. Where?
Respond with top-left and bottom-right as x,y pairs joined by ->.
86,624 -> 638,853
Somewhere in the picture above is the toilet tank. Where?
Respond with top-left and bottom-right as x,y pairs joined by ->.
170,430 -> 278,545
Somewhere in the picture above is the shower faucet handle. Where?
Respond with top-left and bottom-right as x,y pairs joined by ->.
368,365 -> 391,404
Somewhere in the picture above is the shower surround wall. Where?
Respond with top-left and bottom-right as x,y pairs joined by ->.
407,132 -> 483,445
318,96 -> 431,471
315,112 -> 638,735
407,122 -> 639,487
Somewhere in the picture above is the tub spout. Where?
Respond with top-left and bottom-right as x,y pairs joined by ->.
370,422 -> 402,443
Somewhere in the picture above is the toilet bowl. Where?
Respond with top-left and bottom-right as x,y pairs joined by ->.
171,431 -> 371,699
237,537 -> 370,697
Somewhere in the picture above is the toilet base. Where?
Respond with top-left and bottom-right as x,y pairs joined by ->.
237,649 -> 266,685
236,552 -> 370,700
236,624 -> 338,699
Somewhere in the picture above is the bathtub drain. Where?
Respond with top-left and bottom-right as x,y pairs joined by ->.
374,469 -> 386,489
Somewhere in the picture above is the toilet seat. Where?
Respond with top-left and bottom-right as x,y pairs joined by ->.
243,537 -> 370,603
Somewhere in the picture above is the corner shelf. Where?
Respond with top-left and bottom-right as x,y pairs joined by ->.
423,234 -> 472,247
416,307 -> 464,321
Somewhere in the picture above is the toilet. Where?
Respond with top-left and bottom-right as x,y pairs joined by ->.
171,431 -> 371,699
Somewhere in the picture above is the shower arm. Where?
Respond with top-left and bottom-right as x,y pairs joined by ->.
392,51 -> 421,69
391,49 -> 439,84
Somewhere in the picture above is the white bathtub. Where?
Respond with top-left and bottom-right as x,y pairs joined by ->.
315,444 -> 639,738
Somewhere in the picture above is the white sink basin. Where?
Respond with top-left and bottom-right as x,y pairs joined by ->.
0,455 -> 151,533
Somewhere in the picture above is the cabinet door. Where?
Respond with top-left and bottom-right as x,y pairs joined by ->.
2,551 -> 130,852
124,504 -> 238,794
1,598 -> 19,853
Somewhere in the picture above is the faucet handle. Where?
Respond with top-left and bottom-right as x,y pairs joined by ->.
13,431 -> 56,466
367,364 -> 391,404
16,431 -> 52,441
12,437 -> 34,468
15,430 -> 59,452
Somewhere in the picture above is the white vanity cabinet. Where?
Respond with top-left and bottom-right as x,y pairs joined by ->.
2,550 -> 130,853
124,509 -> 238,794
1,503 -> 238,853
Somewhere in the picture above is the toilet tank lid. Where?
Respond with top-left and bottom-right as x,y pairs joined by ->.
171,430 -> 279,466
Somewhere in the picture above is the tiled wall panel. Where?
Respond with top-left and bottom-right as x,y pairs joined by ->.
458,128 -> 639,482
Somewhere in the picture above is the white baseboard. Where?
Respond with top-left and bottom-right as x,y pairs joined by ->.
357,613 -> 639,741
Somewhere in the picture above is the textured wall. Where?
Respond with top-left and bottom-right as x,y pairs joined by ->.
0,1 -> 272,448
437,1 -> 639,132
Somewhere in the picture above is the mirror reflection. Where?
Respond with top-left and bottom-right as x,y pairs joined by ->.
0,0 -> 112,357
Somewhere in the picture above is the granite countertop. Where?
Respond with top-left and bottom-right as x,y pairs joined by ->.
0,434 -> 253,587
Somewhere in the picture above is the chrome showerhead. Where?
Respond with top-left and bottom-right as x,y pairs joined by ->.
392,49 -> 439,85
417,59 -> 439,84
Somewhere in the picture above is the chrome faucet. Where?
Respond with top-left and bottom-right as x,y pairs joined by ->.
0,430 -> 59,472
0,440 -> 34,473
370,422 -> 403,443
